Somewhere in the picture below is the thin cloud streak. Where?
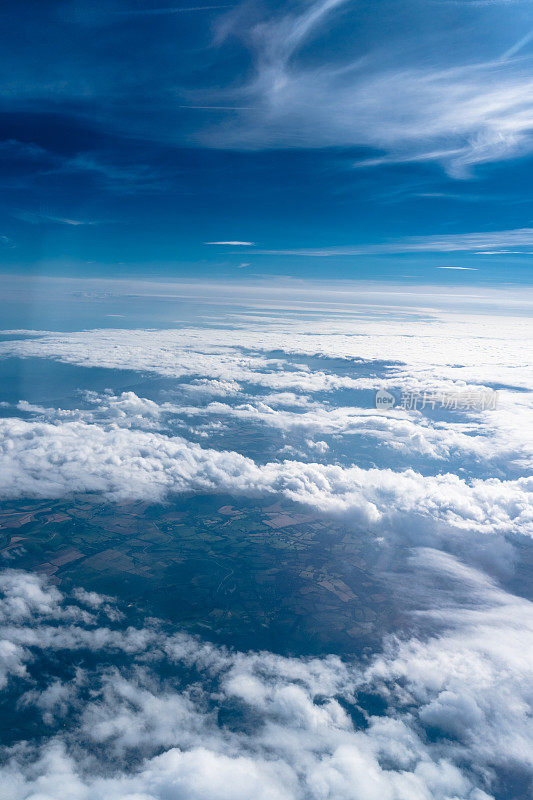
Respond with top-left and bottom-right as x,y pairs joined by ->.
500,28 -> 533,61
14,210 -> 102,227
115,5 -> 233,16
205,240 -> 255,246
250,228 -> 533,256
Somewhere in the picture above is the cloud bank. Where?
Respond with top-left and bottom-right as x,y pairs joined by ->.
0,552 -> 532,799
0,417 -> 531,541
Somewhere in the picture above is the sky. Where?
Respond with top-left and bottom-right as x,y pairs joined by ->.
0,0 -> 532,283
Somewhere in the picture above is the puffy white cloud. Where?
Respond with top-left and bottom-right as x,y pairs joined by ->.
0,638 -> 28,689
146,394 -> 531,467
0,416 -> 531,539
17,392 -> 165,431
0,569 -> 62,623
0,559 -> 531,799
306,439 -> 329,453
10,383 -> 532,481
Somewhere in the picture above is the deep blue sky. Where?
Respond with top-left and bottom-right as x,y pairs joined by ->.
0,0 -> 532,283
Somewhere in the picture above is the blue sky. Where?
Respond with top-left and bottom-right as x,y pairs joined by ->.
0,0 -> 532,282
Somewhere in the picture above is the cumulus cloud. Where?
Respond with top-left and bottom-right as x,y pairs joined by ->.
118,393 -> 529,468
0,558 -> 531,799
0,329 -> 372,393
0,308 -> 531,562
0,417 -> 531,540
16,387 -> 532,471
366,549 -> 533,770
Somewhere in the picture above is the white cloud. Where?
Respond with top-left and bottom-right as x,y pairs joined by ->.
0,284 -> 531,798
0,417 -> 531,541
114,5 -> 234,17
0,556 -> 532,799
133,393 -> 531,467
1,302 -> 531,516
205,241 -> 255,246
252,227 -> 533,255
2,306 -> 531,393
14,210 -> 105,227
306,439 -> 329,453
194,0 -> 533,176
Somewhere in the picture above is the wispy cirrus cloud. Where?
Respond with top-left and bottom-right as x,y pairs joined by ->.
14,210 -> 103,226
1,0 -> 531,185
251,227 -> 533,255
197,0 -> 533,177
114,4 -> 234,16
0,138 -> 163,194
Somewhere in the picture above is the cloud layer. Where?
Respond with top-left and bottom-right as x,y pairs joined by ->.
0,551 -> 532,799
0,417 -> 531,542
0,290 -> 531,798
